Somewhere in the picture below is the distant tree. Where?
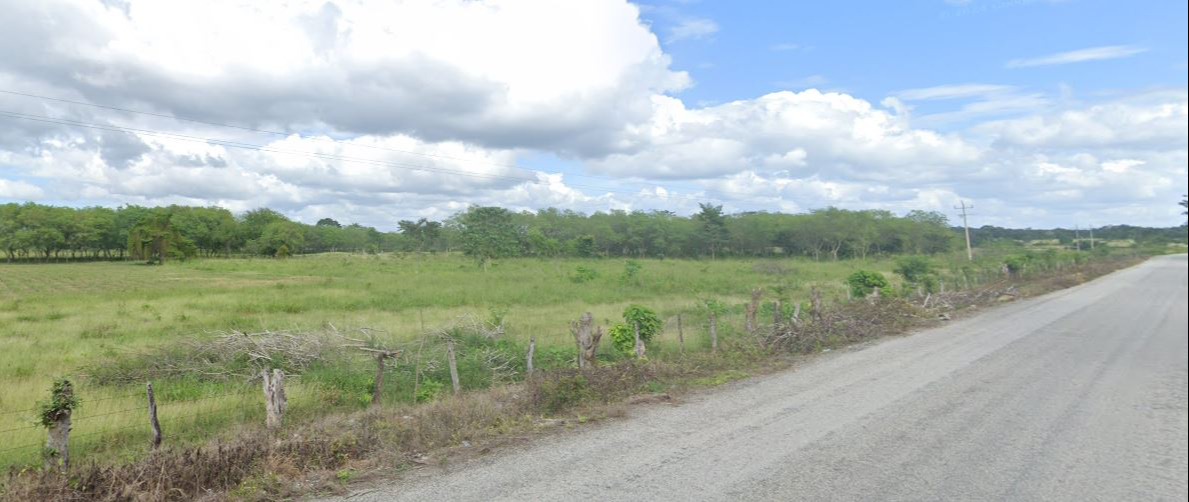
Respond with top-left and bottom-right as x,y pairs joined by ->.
399,218 -> 443,251
249,221 -> 306,256
315,217 -> 342,228
695,203 -> 729,258
128,208 -> 193,264
456,206 -> 521,269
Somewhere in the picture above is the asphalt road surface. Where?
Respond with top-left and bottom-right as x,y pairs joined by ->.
337,255 -> 1187,502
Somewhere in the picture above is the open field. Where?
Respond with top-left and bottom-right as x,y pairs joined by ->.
0,250 -> 1105,467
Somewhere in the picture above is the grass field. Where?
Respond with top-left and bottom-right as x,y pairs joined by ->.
0,251 -> 1004,466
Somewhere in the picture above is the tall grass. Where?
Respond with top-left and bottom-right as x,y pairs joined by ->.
0,249 -> 1133,466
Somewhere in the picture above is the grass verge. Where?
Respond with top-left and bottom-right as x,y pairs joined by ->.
1,254 -> 1146,501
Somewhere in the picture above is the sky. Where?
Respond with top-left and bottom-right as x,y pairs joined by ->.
0,0 -> 1185,230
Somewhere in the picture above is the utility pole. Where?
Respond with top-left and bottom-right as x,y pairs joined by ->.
955,200 -> 974,261
1074,225 -> 1081,251
1089,226 -> 1094,250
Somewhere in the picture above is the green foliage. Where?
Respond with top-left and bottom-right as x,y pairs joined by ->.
1003,255 -> 1027,274
535,374 -> 591,413
846,270 -> 891,298
275,244 -> 291,258
695,203 -> 729,258
36,379 -> 78,427
456,206 -> 521,267
608,304 -> 662,354
893,256 -> 933,283
569,266 -> 599,283
702,298 -> 729,315
486,306 -> 509,330
893,255 -> 939,293
619,260 -> 643,285
415,379 -> 444,403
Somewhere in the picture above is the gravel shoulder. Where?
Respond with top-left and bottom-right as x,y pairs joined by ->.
328,255 -> 1188,502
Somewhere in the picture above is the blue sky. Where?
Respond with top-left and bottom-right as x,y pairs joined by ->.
646,0 -> 1187,121
0,0 -> 1186,229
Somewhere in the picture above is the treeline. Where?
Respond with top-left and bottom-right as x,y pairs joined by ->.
0,202 -> 965,263
972,225 -> 1187,246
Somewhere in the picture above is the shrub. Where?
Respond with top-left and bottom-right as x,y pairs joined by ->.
619,260 -> 643,285
535,374 -> 591,413
608,304 -> 662,354
569,266 -> 599,283
1003,255 -> 1027,275
845,270 -> 890,298
893,256 -> 933,283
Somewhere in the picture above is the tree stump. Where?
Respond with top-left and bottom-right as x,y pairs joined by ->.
42,379 -> 75,471
570,312 -> 602,368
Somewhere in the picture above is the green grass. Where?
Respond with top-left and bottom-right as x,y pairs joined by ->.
0,251 -> 1027,466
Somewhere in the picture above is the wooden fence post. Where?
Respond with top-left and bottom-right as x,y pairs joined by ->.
372,353 -> 387,407
412,334 -> 426,402
745,288 -> 762,333
792,303 -> 801,325
633,322 -> 645,359
676,314 -> 685,354
262,369 -> 286,430
43,379 -> 74,470
772,299 -> 782,327
709,310 -> 719,354
146,382 -> 162,449
526,336 -> 536,377
446,337 -> 461,394
811,287 -> 823,323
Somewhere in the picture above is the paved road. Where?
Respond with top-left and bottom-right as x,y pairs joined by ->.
338,255 -> 1188,502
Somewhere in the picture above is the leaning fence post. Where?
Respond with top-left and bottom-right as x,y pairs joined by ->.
262,369 -> 286,430
42,379 -> 75,470
446,337 -> 461,394
526,336 -> 536,377
146,382 -> 162,449
709,310 -> 719,354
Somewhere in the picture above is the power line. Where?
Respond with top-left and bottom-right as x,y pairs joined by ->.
0,109 -> 749,206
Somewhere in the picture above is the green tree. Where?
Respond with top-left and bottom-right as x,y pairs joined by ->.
456,206 -> 521,269
128,208 -> 193,264
695,203 -> 729,258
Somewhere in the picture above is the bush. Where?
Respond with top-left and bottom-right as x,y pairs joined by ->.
845,270 -> 890,298
893,256 -> 933,283
619,260 -> 643,285
569,266 -> 599,283
535,374 -> 591,413
1004,255 -> 1027,275
608,304 -> 662,354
